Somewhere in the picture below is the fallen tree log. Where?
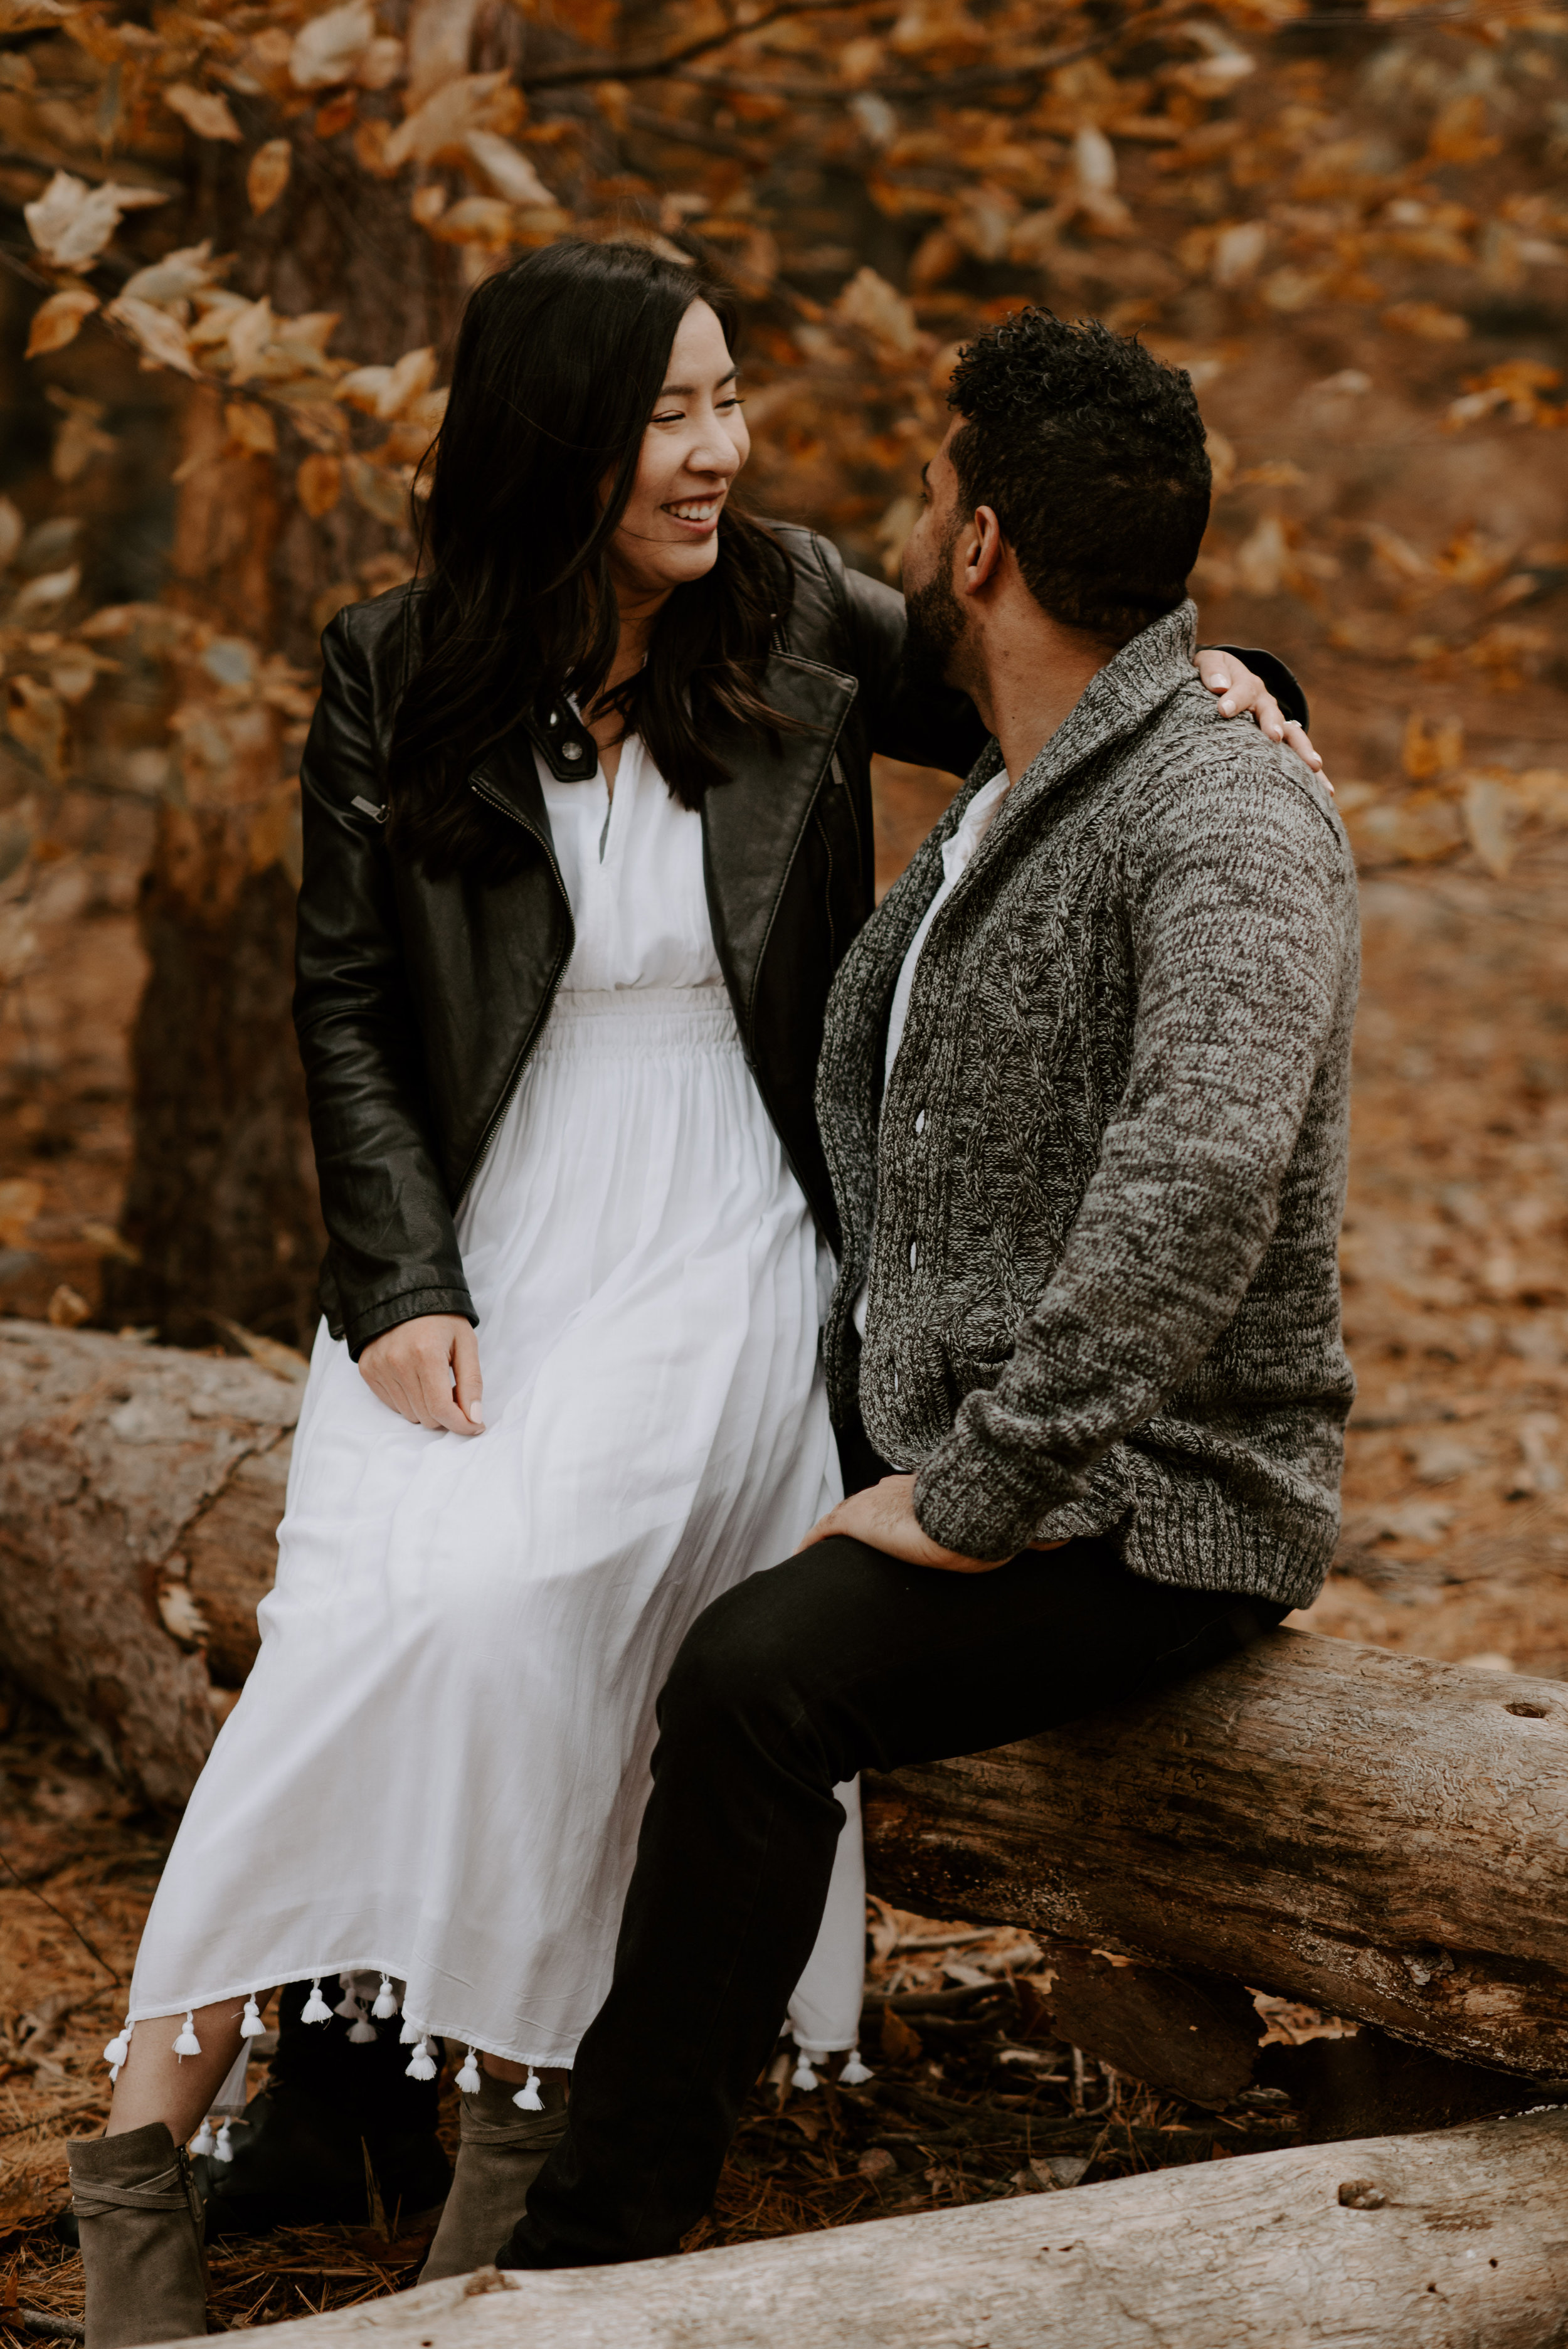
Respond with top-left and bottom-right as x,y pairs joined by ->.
864,1628 -> 1568,2081
157,2109 -> 1568,2348
0,1318 -> 300,1807
4,1320 -> 1565,2097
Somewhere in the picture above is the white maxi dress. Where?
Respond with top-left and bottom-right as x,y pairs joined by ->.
125,734 -> 866,2081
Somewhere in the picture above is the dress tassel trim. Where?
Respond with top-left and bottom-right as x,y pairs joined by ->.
790,2047 -> 819,2092
190,2119 -> 215,2156
840,2045 -> 873,2086
103,2020 -> 132,2081
108,1974 -> 564,2084
215,2119 -> 235,2162
335,1980 -> 378,2042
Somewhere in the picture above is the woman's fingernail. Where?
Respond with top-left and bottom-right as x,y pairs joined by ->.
469,1404 -> 485,1429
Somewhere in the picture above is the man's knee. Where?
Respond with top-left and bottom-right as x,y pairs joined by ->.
659,1555 -> 827,1751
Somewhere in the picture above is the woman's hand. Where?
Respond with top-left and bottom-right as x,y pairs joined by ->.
1194,649 -> 1330,789
796,1471 -> 1058,1573
359,1314 -> 485,1435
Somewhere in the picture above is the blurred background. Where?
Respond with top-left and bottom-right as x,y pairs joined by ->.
0,0 -> 1565,2315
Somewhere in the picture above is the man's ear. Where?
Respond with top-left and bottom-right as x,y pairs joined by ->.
961,505 -> 1006,595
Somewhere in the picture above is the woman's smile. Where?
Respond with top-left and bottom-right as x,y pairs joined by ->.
662,494 -> 724,533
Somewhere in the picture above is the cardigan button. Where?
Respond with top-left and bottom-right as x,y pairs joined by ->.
914,1108 -> 926,1137
909,1239 -> 918,1271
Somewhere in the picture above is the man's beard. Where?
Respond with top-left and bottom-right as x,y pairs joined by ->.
900,530 -> 966,690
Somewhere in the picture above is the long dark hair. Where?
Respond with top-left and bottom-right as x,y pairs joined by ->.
386,240 -> 795,879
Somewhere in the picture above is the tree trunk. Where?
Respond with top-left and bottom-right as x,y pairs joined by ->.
103,42 -> 462,1349
158,2109 -> 1568,2349
862,1626 -> 1568,2081
0,1320 -> 299,1806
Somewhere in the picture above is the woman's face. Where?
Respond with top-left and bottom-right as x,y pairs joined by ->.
607,299 -> 750,605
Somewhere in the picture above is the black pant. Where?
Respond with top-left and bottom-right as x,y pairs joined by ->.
500,1465 -> 1286,2267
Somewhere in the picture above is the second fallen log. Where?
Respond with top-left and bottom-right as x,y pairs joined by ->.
864,1627 -> 1568,2081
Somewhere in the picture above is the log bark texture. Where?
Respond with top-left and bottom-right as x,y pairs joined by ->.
0,1319 -> 300,1806
863,1627 -> 1568,2081
6,1319 -> 1566,2095
156,2109 -> 1568,2349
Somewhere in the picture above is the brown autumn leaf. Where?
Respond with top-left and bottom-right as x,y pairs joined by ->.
48,1282 -> 92,1328
879,2006 -> 923,2064
382,71 -> 524,171
51,400 -> 115,484
1461,775 -> 1519,879
346,453 -> 413,526
464,131 -> 555,206
1382,301 -> 1470,342
23,171 -> 167,270
1401,713 -> 1465,781
1348,790 -> 1465,866
4,674 -> 67,780
164,82 -> 242,142
290,0 -> 376,90
225,400 -> 278,455
354,34 -> 405,91
315,89 -> 358,139
247,137 -> 292,216
1233,514 -> 1290,597
425,195 -> 515,248
225,296 -> 277,385
835,267 -> 921,355
0,1176 -> 45,1248
296,453 -> 342,517
0,2185 -> 53,2234
104,294 -> 201,378
25,285 -> 99,358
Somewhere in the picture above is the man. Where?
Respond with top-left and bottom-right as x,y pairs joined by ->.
494,307 -> 1359,2269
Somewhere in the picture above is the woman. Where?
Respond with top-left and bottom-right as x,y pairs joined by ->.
68,240 -> 1312,2345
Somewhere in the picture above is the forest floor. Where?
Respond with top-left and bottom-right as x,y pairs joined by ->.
2,736 -> 1567,2328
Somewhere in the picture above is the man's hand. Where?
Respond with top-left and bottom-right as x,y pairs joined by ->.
1194,649 -> 1330,790
359,1313 -> 484,1435
797,1472 -> 1061,1573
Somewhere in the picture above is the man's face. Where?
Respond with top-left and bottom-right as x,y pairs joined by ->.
899,423 -> 969,684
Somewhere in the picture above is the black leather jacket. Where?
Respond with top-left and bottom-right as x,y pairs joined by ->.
295,526 -> 983,1355
294,524 -> 1306,1359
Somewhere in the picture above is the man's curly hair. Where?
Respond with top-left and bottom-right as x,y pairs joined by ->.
946,310 -> 1211,647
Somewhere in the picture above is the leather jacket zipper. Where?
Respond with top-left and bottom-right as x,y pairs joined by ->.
457,774 -> 575,1203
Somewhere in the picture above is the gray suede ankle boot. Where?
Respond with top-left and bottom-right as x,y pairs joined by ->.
69,2122 -> 208,2348
420,2068 -> 566,2282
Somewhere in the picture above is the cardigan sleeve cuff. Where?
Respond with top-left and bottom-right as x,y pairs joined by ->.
911,1412 -> 1082,1562
343,1285 -> 479,1362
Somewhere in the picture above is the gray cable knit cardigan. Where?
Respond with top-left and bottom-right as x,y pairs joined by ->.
816,602 -> 1359,1610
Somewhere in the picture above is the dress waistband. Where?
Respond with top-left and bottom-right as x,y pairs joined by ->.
536,985 -> 743,1056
